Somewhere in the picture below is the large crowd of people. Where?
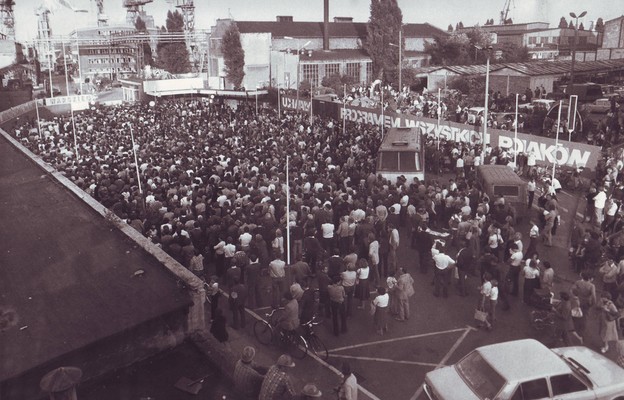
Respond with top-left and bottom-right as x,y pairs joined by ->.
9,93 -> 624,378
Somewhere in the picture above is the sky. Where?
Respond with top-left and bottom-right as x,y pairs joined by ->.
11,0 -> 624,41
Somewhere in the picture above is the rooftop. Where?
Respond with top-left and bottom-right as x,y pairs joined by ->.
0,128 -> 190,383
235,21 -> 447,39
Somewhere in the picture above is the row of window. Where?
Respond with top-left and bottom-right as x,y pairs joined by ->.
83,48 -> 135,55
301,62 -> 368,85
87,58 -> 133,64
527,36 -> 589,45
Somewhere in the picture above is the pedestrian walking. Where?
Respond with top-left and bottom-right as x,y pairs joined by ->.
229,278 -> 247,329
598,292 -> 620,353
341,265 -> 357,317
328,276 -> 347,336
522,259 -> 541,304
432,242 -> 456,298
269,256 -> 287,308
355,259 -> 371,311
372,287 -> 389,335
396,267 -> 415,321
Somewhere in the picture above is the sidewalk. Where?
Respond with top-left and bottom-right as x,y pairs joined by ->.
192,295 -> 377,400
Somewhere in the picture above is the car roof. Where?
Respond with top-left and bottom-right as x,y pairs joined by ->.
468,107 -> 485,112
477,339 -> 570,382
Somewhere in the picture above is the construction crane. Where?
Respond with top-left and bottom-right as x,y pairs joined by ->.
499,0 -> 513,25
94,0 -> 108,26
34,4 -> 53,73
123,0 -> 153,26
175,0 -> 194,32
0,0 -> 15,39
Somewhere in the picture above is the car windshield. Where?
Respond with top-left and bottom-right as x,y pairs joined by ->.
456,351 -> 506,399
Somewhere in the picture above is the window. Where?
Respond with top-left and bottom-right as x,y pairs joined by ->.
540,37 -> 548,44
302,63 -> 319,86
529,37 -> 537,45
510,379 -> 549,400
399,152 -> 419,172
456,351 -> 506,400
345,62 -> 360,83
378,151 -> 399,171
325,63 -> 340,77
550,374 -> 588,396
493,185 -> 519,196
365,62 -> 373,83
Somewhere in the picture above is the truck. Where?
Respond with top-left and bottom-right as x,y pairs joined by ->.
376,126 -> 425,184
476,165 -> 528,223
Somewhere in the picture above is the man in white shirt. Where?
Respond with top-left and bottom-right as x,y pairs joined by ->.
593,187 -> 607,226
432,243 -> 456,298
507,244 -> 524,296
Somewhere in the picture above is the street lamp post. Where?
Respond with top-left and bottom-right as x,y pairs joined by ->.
476,45 -> 493,154
389,27 -> 403,92
569,11 -> 587,90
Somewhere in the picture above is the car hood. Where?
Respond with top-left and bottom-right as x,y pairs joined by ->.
553,346 -> 624,388
425,366 -> 481,400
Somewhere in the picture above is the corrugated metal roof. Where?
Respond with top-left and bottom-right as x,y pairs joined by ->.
236,21 -> 447,39
414,58 -> 624,77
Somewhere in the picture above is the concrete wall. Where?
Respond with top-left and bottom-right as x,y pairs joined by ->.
241,32 -> 272,89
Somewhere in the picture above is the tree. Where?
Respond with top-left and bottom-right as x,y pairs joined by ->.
448,24 -> 453,32
156,10 -> 191,74
497,42 -> 530,63
425,27 -> 493,66
364,0 -> 403,82
579,22 -> 585,31
568,20 -> 574,29
134,17 -> 153,67
595,18 -> 604,32
558,16 -> 568,29
221,22 -> 245,89
166,10 -> 184,32
458,21 -> 464,29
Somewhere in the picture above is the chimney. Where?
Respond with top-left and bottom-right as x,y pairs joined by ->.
323,0 -> 329,50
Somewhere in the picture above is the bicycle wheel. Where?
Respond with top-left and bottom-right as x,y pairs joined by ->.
254,320 -> 273,345
307,335 -> 328,361
287,333 -> 308,359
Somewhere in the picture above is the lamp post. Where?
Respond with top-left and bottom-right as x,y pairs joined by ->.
569,11 -> 587,90
255,85 -> 259,115
475,45 -> 493,156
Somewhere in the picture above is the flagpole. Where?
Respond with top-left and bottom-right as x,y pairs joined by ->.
553,100 -> 563,182
128,123 -> 144,201
35,99 -> 42,139
286,155 -> 291,265
437,88 -> 441,150
343,84 -> 346,136
381,85 -> 384,140
514,93 -> 519,167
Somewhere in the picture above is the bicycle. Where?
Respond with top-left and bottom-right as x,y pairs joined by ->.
253,308 -> 308,359
301,315 -> 329,361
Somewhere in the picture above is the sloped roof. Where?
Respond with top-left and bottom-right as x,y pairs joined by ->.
500,58 -> 624,76
414,58 -> 624,77
235,21 -> 447,39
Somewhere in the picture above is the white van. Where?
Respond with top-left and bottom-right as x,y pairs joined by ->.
376,127 -> 425,183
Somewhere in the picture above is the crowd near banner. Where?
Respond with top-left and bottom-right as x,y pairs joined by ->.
0,100 -> 39,125
281,95 -> 601,170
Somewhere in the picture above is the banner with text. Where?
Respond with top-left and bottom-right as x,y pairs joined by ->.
44,94 -> 97,107
281,95 -> 600,169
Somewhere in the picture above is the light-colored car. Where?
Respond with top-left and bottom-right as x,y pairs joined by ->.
423,339 -> 624,400
518,99 -> 555,113
585,98 -> 613,114
466,107 -> 485,125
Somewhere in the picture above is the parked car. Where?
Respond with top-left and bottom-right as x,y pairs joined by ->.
423,339 -> 624,400
466,107 -> 485,125
491,112 -> 527,130
585,98 -> 613,114
518,99 -> 555,113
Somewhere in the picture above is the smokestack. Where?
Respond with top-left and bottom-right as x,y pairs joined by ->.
323,0 -> 329,50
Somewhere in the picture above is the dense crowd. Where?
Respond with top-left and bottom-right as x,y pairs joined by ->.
10,94 -> 624,379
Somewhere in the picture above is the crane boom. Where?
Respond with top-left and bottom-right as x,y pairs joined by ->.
500,0 -> 511,25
